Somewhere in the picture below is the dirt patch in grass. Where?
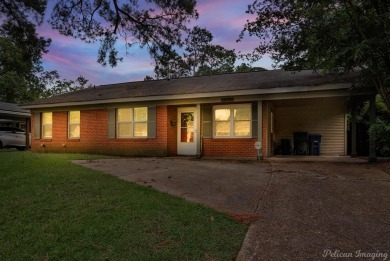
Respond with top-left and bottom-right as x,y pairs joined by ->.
228,213 -> 262,225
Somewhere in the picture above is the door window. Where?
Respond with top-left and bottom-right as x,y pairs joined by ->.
180,112 -> 194,143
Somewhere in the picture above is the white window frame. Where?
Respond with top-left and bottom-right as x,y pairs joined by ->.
41,112 -> 52,139
116,107 -> 148,138
213,104 -> 252,138
68,111 -> 80,139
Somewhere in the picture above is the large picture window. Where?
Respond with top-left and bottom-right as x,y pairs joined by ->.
213,104 -> 251,138
42,112 -> 52,138
68,111 -> 80,138
117,107 -> 148,138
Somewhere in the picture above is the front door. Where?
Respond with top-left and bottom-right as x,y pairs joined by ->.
177,107 -> 197,155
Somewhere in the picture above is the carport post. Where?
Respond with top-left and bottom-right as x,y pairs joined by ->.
368,95 -> 377,162
257,101 -> 263,159
195,104 -> 201,158
351,100 -> 357,157
25,117 -> 31,149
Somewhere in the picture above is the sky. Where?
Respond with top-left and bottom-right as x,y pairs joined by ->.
37,0 -> 273,86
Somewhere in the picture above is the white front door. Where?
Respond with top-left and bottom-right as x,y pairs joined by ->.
177,107 -> 197,155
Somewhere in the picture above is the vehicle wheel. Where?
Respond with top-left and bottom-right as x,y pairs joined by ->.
17,146 -> 26,151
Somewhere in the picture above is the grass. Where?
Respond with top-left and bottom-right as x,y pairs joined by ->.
0,151 -> 247,260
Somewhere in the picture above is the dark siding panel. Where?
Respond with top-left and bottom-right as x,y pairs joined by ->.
252,103 -> 258,138
33,112 -> 40,139
108,109 -> 116,139
201,105 -> 212,138
147,106 -> 156,138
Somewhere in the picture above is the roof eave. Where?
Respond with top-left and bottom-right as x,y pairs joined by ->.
21,83 -> 351,109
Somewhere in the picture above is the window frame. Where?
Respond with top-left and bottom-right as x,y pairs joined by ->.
116,107 -> 148,138
68,111 -> 80,139
213,104 -> 252,138
41,112 -> 53,139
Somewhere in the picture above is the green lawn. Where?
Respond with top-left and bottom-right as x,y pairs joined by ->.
0,151 -> 247,260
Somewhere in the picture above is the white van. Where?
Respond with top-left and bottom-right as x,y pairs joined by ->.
0,126 -> 28,150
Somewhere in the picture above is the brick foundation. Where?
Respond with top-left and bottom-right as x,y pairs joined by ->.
202,138 -> 258,157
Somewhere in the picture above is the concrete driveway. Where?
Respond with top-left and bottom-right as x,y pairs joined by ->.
73,157 -> 390,260
73,157 -> 271,215
237,159 -> 390,260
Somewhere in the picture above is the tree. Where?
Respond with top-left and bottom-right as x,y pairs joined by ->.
240,0 -> 390,111
234,63 -> 267,73
0,0 -> 102,103
354,95 -> 390,156
153,49 -> 191,79
0,0 -> 51,103
194,45 -> 236,76
40,71 -> 93,98
49,0 -> 198,67
184,26 -> 213,75
147,26 -> 237,79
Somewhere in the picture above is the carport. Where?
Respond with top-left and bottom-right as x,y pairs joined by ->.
0,102 -> 31,148
267,96 -> 347,156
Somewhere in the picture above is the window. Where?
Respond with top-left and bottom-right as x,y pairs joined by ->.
214,104 -> 251,138
117,107 -> 148,138
42,112 -> 52,138
68,111 -> 80,138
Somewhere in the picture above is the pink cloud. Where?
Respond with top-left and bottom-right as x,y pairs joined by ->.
38,0 -> 272,86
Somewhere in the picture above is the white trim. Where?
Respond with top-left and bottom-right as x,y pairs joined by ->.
177,107 -> 197,155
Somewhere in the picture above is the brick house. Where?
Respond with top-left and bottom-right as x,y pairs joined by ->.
22,70 -> 355,158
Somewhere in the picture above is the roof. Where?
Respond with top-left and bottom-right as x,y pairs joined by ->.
22,70 -> 354,108
0,102 -> 30,117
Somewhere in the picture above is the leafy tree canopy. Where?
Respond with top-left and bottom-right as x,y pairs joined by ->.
240,0 -> 390,110
0,0 -> 51,103
235,63 -> 267,73
50,0 -> 198,67
40,71 -> 93,98
146,26 -> 237,80
0,0 -> 101,103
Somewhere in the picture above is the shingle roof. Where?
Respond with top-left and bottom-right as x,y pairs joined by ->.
23,70 -> 354,107
0,102 -> 30,115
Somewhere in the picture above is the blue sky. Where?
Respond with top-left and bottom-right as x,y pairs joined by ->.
37,0 -> 273,86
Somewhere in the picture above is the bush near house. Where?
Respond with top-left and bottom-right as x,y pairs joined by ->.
355,95 -> 390,156
0,152 -> 247,260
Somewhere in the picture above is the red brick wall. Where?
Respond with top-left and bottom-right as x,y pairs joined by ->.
31,106 -> 168,156
30,103 -> 268,158
202,138 -> 258,157
167,105 -> 177,156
